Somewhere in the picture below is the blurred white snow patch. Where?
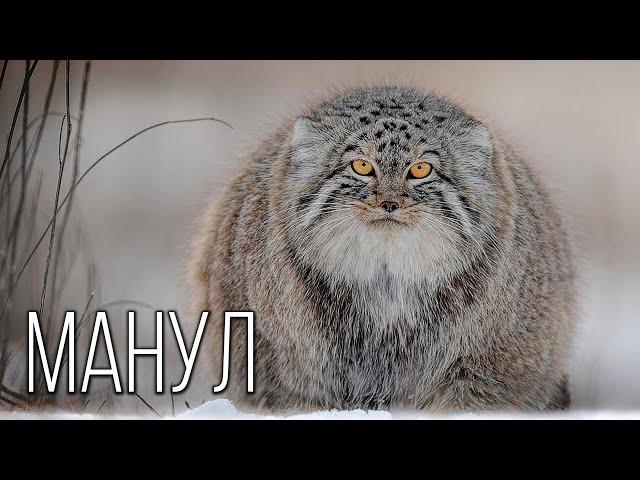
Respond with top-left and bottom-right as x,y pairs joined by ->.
178,399 -> 392,419
180,399 -> 240,418
289,409 -> 391,419
174,400 -> 640,420
3,405 -> 640,419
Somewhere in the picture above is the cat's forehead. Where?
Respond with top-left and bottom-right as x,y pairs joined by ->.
309,88 -> 468,126
291,88 -> 489,173
305,89 -> 477,167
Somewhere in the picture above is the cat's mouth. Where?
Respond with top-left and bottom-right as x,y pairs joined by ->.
368,216 -> 408,227
351,203 -> 413,228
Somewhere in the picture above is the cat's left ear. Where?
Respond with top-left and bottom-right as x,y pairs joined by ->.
290,117 -> 330,168
292,117 -> 317,148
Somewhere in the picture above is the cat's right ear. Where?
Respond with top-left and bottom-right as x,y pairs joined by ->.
290,117 -> 328,167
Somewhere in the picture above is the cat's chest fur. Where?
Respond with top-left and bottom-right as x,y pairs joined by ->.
270,268 -> 449,408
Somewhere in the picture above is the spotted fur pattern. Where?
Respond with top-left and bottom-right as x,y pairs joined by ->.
189,86 -> 576,412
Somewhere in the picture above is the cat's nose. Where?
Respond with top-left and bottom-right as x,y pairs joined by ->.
380,201 -> 400,213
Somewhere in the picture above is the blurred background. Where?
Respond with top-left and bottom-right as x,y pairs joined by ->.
1,60 -> 639,414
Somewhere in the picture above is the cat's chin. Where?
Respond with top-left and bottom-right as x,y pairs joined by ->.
300,221 -> 459,284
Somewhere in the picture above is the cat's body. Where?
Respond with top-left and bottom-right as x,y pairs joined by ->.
189,87 -> 576,412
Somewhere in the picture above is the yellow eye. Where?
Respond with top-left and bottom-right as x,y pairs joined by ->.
351,159 -> 374,176
408,162 -> 432,179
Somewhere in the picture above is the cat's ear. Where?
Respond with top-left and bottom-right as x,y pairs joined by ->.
292,118 -> 318,149
290,117 -> 329,167
466,122 -> 492,155
458,122 -> 493,171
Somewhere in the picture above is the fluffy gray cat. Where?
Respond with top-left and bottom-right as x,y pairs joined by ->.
188,86 -> 576,412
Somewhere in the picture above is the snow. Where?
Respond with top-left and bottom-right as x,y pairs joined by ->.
177,400 -> 393,420
174,400 -> 640,420
3,399 -> 640,420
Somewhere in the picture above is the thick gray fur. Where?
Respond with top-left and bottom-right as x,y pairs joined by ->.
189,86 -> 576,412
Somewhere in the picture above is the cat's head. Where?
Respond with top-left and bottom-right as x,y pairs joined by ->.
283,87 -> 502,285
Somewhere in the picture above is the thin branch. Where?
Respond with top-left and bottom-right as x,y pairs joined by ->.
134,393 -> 161,417
78,223 -> 99,308
0,60 -> 7,96
77,292 -> 95,338
0,64 -> 61,293
0,112 -> 77,205
22,60 -> 29,172
0,116 -> 231,324
80,396 -> 91,412
0,61 -> 32,389
5,61 -> 30,286
19,170 -> 43,263
49,60 -> 91,318
0,63 -> 31,381
38,61 -> 71,331
96,399 -> 107,414
0,62 -> 63,206
0,60 -> 38,181
30,62 -> 61,169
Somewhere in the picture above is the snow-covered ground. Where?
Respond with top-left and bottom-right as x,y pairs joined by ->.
3,399 -> 640,420
174,400 -> 640,420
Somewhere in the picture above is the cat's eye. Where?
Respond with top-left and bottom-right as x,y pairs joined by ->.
351,159 -> 374,176
408,162 -> 432,179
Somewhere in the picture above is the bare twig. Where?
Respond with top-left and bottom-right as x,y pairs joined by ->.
0,111 -> 81,206
0,116 -> 231,324
0,61 -> 33,390
0,62 -> 61,208
27,61 -> 60,168
135,393 -> 161,417
22,60 -> 29,163
0,60 -> 38,181
5,61 -> 30,288
0,63 -> 31,383
77,292 -> 95,335
22,60 -> 29,175
49,60 -> 92,318
23,170 -> 43,245
0,60 -> 8,96
38,60 -> 71,334
77,223 -> 100,308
